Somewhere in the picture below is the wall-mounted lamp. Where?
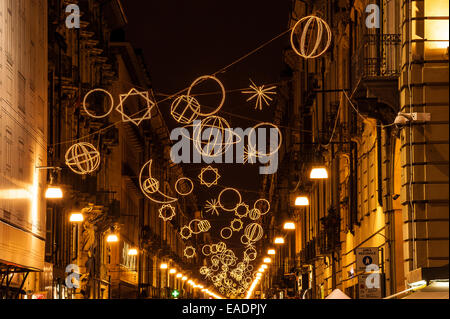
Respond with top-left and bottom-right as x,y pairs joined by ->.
274,237 -> 285,244
295,196 -> 309,206
283,222 -> 296,230
309,167 -> 328,179
69,212 -> 84,222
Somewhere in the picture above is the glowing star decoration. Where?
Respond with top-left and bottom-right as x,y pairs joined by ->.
158,204 -> 176,222
198,166 -> 220,187
184,246 -> 196,259
65,142 -> 101,175
290,15 -> 332,59
242,79 -> 277,111
230,218 -> 244,232
205,199 -> 220,216
170,95 -> 200,124
139,160 -> 178,204
242,145 -> 258,164
175,177 -> 194,196
116,88 -> 155,126
180,225 -> 192,240
82,88 -> 114,119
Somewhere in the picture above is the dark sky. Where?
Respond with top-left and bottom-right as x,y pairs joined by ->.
122,0 -> 291,209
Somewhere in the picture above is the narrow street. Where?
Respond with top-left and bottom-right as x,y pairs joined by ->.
0,0 -> 448,304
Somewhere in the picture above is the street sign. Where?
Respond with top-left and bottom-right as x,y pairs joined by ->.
171,289 -> 180,298
355,247 -> 379,272
358,274 -> 382,299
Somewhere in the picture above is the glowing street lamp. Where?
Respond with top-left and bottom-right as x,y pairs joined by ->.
283,222 -> 295,230
309,167 -> 328,179
127,248 -> 138,256
169,268 -> 177,274
267,249 -> 276,255
182,276 -> 188,281
45,186 -> 63,199
176,273 -> 183,278
274,237 -> 285,244
295,196 -> 309,206
69,212 -> 84,222
160,263 -> 168,269
263,257 -> 272,263
106,233 -> 119,243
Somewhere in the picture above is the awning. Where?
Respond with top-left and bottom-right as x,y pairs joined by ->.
325,288 -> 351,299
402,281 -> 449,299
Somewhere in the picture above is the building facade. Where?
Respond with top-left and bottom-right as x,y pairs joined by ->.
261,0 -> 448,299
0,0 -> 48,299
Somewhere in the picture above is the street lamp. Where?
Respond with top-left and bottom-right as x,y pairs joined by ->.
169,268 -> 177,274
294,196 -> 309,206
274,237 -> 285,244
283,221 -> 295,230
267,249 -> 276,255
176,273 -> 183,278
69,212 -> 84,222
263,257 -> 272,263
160,263 -> 168,269
127,248 -> 138,256
309,167 -> 328,179
39,167 -> 63,199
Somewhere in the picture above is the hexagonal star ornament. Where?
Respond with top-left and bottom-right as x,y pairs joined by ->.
198,165 -> 220,187
116,88 -> 155,126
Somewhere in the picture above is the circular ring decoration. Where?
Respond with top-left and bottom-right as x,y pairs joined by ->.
216,242 -> 227,253
188,219 -> 202,234
186,75 -> 226,117
65,142 -> 101,175
170,95 -> 200,124
175,177 -> 194,196
253,198 -> 270,215
218,188 -> 242,212
230,218 -> 244,232
184,246 -> 196,259
290,15 -> 332,59
220,227 -> 233,240
247,122 -> 283,158
82,88 -> 114,119
240,235 -> 250,246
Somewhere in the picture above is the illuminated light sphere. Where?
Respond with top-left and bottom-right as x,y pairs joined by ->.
290,15 -> 332,59
244,223 -> 264,243
247,208 -> 261,220
142,177 -> 159,194
65,142 -> 101,175
309,167 -> 328,179
170,95 -> 200,124
295,196 -> 309,206
45,187 -> 63,199
283,222 -> 296,230
193,116 -> 238,158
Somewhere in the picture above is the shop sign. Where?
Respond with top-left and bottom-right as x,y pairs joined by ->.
355,247 -> 379,272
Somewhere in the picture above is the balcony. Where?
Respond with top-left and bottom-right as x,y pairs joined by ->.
351,33 -> 401,124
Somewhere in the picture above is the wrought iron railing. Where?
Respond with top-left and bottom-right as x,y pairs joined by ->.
352,33 -> 401,87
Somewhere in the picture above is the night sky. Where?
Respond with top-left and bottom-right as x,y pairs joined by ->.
122,1 -> 292,225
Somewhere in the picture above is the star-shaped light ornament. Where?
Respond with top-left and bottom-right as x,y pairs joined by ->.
242,145 -> 258,164
116,88 -> 156,126
205,199 -> 220,216
242,79 -> 277,111
198,166 -> 220,187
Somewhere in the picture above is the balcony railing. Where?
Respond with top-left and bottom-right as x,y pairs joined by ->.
352,33 -> 401,87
